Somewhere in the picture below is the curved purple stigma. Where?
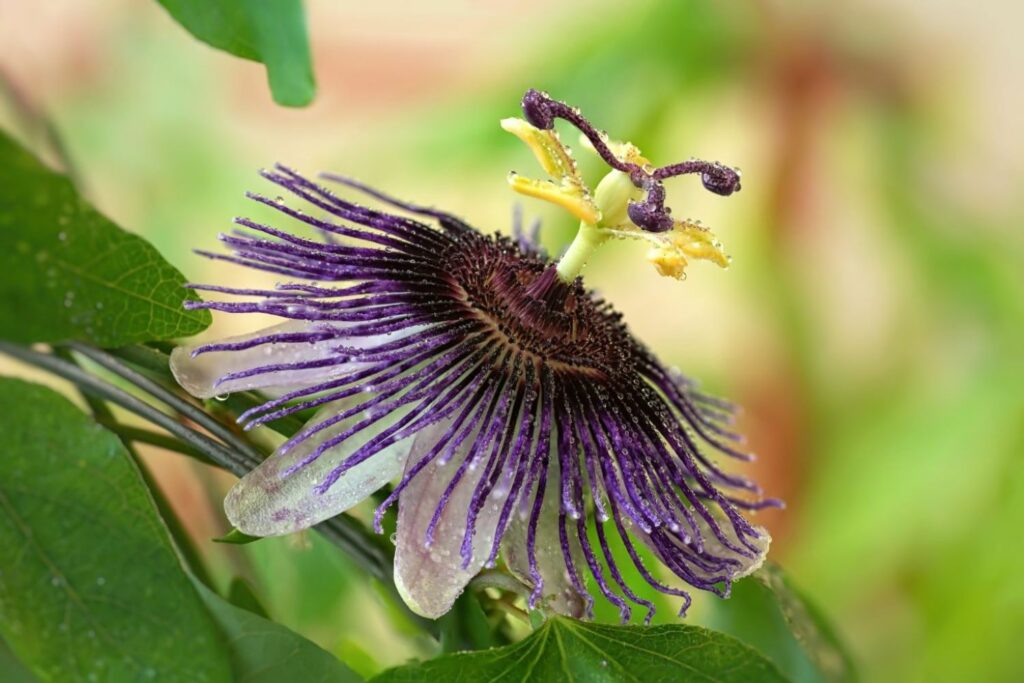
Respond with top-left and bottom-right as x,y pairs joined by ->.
520,88 -> 742,232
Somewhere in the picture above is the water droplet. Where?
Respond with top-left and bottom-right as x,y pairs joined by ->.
389,532 -> 398,545
96,576 -> 106,586
213,394 -> 228,401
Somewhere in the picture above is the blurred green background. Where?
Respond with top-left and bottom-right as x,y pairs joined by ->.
1,1 -> 1022,681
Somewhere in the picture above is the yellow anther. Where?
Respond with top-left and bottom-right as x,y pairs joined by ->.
647,247 -> 689,280
645,219 -> 730,280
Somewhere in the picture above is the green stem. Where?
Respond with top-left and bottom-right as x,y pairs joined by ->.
67,343 -> 265,465
555,222 -> 607,283
0,342 -> 245,471
97,421 -> 215,465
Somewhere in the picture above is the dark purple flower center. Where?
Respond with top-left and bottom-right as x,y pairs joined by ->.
443,233 -> 632,380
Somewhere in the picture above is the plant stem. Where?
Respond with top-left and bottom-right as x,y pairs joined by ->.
555,222 -> 607,283
0,342 -> 247,474
97,421 -> 215,464
67,342 -> 265,465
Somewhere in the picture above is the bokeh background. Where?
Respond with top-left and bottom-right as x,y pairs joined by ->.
2,1 -> 1022,681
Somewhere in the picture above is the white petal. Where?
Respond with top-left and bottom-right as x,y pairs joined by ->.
393,416 -> 506,619
684,511 -> 770,581
170,321 -> 354,399
224,399 -> 413,536
503,469 -> 587,618
719,522 -> 770,580
627,508 -> 770,582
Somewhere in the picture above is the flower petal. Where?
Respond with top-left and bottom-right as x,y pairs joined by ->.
503,471 -> 587,618
224,399 -> 413,536
170,321 -> 354,399
626,508 -> 770,585
393,417 -> 507,619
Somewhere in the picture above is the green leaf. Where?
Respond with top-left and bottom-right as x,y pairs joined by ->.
194,580 -> 363,683
701,565 -> 856,683
0,377 -> 231,682
226,577 -> 270,618
0,131 -> 211,346
371,616 -> 790,683
213,528 -> 263,545
154,0 -> 315,107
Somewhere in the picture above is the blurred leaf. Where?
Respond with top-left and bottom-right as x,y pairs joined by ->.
194,580 -> 363,683
908,435 -> 1024,683
0,130 -> 211,346
154,0 -> 315,107
702,565 -> 856,683
227,578 -> 270,619
371,617 -> 790,682
0,377 -> 231,682
0,70 -> 81,186
793,366 -> 1021,602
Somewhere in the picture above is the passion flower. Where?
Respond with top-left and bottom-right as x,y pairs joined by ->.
171,90 -> 779,623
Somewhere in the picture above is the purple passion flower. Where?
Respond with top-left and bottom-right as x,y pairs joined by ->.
171,90 -> 779,623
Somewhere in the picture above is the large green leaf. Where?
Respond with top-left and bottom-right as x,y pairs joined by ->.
0,377 -> 231,682
194,581 -> 363,683
155,0 -> 315,107
0,131 -> 210,346
371,616 -> 790,682
0,638 -> 36,683
701,565 -> 856,683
